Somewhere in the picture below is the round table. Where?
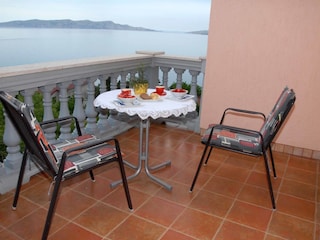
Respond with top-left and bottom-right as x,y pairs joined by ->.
94,89 -> 196,190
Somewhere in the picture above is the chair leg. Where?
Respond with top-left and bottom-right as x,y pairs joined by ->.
268,146 -> 277,178
190,144 -> 211,192
89,170 -> 95,182
117,158 -> 133,210
12,150 -> 28,209
204,146 -> 213,165
42,172 -> 63,240
263,150 -> 276,209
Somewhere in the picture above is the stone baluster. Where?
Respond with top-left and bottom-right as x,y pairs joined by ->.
20,88 -> 42,171
146,66 -> 160,88
2,91 -> 23,173
58,82 -> 72,140
21,88 -> 37,110
97,75 -> 109,127
72,79 -> 86,134
129,70 -> 136,87
110,73 -> 119,90
189,70 -> 200,102
40,85 -> 56,142
119,72 -> 128,89
174,68 -> 186,89
108,72 -> 123,129
99,75 -> 107,93
160,67 -> 172,89
85,77 -> 98,134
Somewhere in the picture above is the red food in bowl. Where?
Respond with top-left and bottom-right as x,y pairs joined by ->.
118,94 -> 135,98
172,88 -> 187,93
170,88 -> 188,99
118,89 -> 132,98
117,94 -> 137,104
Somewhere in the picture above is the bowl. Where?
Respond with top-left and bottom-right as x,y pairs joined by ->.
170,88 -> 188,99
117,95 -> 137,104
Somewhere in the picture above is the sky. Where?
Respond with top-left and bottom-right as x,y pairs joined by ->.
0,0 -> 211,32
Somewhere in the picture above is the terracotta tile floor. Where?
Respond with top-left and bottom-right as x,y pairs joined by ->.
0,122 -> 319,239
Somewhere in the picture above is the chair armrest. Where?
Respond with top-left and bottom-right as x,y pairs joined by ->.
220,108 -> 266,124
40,116 -> 82,136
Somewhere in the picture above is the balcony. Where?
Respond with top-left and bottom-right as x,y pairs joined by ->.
0,51 -> 205,194
0,122 -> 318,239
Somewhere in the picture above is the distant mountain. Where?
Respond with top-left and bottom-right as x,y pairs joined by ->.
188,30 -> 208,35
0,19 -> 154,31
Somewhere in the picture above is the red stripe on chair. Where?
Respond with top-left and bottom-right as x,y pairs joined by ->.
239,140 -> 255,148
76,134 -> 96,142
98,147 -> 115,156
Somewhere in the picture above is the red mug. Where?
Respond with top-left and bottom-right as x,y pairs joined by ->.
155,86 -> 165,95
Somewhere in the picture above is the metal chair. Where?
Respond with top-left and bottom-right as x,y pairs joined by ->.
0,91 -> 133,240
190,87 -> 296,209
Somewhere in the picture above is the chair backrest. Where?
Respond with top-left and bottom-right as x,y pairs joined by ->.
259,87 -> 296,148
0,91 -> 58,176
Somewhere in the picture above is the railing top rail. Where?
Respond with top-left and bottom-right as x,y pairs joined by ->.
0,51 -> 205,92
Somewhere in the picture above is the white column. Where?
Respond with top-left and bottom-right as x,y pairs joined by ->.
72,79 -> 86,133
160,67 -> 172,89
146,66 -> 159,88
110,73 -> 119,90
85,77 -> 98,134
2,91 -> 23,173
21,88 -> 37,110
189,70 -> 200,102
120,72 -> 128,89
97,75 -> 109,127
58,82 -> 72,140
174,68 -> 186,89
40,85 -> 56,142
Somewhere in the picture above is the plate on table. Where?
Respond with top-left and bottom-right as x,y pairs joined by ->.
137,97 -> 163,102
152,91 -> 167,96
113,99 -> 141,107
137,93 -> 163,102
167,94 -> 194,101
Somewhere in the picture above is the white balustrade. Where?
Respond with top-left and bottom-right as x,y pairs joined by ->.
0,51 -> 206,194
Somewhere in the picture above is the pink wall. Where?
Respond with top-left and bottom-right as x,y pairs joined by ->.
201,0 -> 320,151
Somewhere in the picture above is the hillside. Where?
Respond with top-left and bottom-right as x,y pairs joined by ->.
188,30 -> 208,35
0,19 -> 154,31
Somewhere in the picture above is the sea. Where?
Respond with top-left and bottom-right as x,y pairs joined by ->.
0,28 -> 208,67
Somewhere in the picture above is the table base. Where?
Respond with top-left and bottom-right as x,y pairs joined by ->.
110,118 -> 172,191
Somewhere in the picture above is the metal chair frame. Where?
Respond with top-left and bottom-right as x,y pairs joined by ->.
190,87 -> 296,209
0,91 -> 133,240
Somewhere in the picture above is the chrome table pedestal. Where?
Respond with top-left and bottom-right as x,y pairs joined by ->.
111,118 -> 172,190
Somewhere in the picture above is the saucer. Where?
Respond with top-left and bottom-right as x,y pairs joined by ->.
167,94 -> 194,101
152,91 -> 167,96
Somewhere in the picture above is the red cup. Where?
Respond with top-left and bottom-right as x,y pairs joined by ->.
155,86 -> 165,95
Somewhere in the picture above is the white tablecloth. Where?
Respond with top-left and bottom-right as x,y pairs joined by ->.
94,89 -> 196,120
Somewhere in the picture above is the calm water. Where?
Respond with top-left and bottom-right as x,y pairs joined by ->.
0,28 -> 208,67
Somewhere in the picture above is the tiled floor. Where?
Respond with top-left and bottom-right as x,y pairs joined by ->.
0,122 -> 319,239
